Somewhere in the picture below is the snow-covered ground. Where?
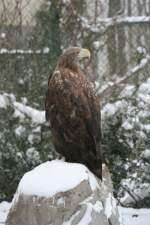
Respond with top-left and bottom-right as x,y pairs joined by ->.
0,201 -> 11,225
0,201 -> 150,225
119,207 -> 150,225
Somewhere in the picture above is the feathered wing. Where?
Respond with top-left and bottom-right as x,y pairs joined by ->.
73,88 -> 102,179
45,69 -> 102,179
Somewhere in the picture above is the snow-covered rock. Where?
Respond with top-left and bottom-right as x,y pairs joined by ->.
6,161 -> 121,225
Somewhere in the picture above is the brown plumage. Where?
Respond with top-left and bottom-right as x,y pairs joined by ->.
45,47 -> 102,180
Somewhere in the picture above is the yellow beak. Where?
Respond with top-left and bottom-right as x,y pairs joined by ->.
78,48 -> 91,60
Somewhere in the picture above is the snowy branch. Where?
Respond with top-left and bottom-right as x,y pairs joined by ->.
13,101 -> 45,124
0,93 -> 45,124
0,48 -> 50,54
97,16 -> 150,26
80,16 -> 150,35
97,54 -> 150,98
120,183 -> 150,208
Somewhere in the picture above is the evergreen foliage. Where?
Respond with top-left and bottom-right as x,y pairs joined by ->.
0,96 -> 57,201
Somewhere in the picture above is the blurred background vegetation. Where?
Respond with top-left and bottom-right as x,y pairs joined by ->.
0,0 -> 150,208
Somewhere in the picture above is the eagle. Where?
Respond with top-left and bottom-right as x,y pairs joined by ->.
45,47 -> 102,180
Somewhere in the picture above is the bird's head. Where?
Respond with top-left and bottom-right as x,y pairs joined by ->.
57,47 -> 91,71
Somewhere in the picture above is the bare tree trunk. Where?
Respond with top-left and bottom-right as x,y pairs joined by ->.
107,26 -> 117,76
117,25 -> 127,76
107,0 -> 119,76
128,0 -> 132,16
137,0 -> 143,16
107,0 -> 127,77
143,1 -> 150,53
127,0 -> 133,62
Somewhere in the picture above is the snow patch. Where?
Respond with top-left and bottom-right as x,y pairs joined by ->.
0,201 -> 11,224
15,125 -> 25,136
77,205 -> 92,225
17,160 -> 99,198
0,95 -> 8,108
26,147 -> 40,163
56,197 -> 65,206
122,121 -> 133,130
85,201 -> 103,213
120,85 -> 136,98
141,149 -> 150,159
43,47 -> 50,54
104,193 -> 117,219
28,134 -> 34,144
76,200 -> 103,225
137,46 -> 146,55
93,41 -> 101,50
0,33 -> 6,39
102,100 -> 126,117
13,102 -> 45,124
119,207 -> 150,225
138,83 -> 150,95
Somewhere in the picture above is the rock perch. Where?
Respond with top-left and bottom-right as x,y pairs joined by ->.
6,160 -> 121,225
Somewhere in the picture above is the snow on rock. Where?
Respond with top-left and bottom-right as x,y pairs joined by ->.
75,204 -> 93,225
104,193 -> 117,219
6,163 -> 121,225
62,210 -> 81,225
17,160 -> 99,198
2,200 -> 150,225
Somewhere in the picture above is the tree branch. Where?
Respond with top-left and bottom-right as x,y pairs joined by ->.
97,54 -> 150,99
